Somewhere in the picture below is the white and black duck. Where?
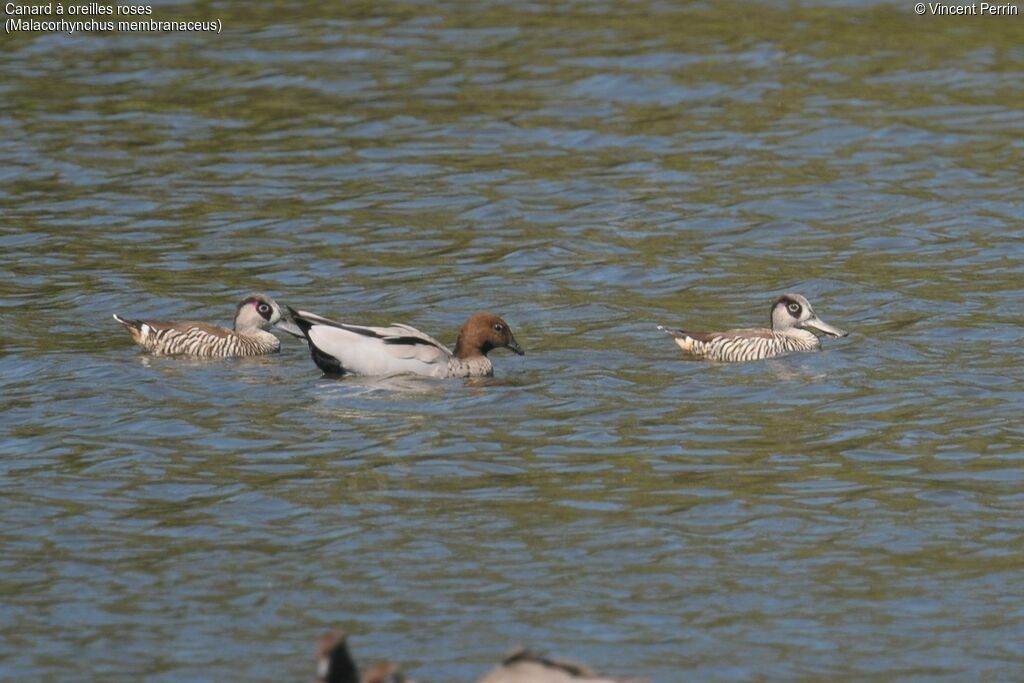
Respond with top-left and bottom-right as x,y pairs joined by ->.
285,307 -> 524,378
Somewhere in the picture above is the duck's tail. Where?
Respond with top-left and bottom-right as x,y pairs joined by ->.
657,325 -> 696,353
656,324 -> 689,339
113,313 -> 141,329
113,314 -> 146,345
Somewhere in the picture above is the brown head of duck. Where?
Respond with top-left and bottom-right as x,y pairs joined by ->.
452,312 -> 525,359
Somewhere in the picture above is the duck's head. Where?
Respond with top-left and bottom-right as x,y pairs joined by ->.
234,293 -> 285,331
453,312 -> 525,359
771,293 -> 847,337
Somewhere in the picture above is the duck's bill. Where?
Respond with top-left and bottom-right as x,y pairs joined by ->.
274,318 -> 306,338
802,316 -> 848,337
508,338 -> 525,356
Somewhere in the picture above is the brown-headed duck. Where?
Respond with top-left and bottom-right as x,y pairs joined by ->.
284,307 -> 524,378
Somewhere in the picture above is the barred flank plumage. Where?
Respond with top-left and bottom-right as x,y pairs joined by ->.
659,293 -> 847,363
138,325 -> 280,357
113,293 -> 287,358
686,331 -> 819,362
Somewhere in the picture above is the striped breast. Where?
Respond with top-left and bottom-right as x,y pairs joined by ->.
140,323 -> 280,357
685,330 -> 820,362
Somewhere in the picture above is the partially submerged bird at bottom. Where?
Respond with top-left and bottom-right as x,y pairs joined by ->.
476,648 -> 645,683
284,307 -> 524,378
313,632 -> 641,683
316,630 -> 407,683
113,293 -> 303,358
658,293 -> 848,363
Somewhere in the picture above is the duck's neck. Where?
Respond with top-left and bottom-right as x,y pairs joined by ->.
780,328 -> 821,350
453,334 -> 492,359
239,327 -> 281,349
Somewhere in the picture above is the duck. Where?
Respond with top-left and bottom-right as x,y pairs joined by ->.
285,307 -> 524,378
476,648 -> 643,683
315,630 -> 407,683
658,293 -> 847,362
314,632 -> 637,683
113,293 -> 301,357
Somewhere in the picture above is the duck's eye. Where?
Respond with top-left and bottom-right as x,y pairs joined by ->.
787,303 -> 801,314
258,303 -> 271,314
493,323 -> 504,332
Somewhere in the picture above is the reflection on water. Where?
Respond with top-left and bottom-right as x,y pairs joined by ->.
2,1 -> 1024,681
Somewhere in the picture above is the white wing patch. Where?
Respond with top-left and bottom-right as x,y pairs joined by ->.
307,324 -> 451,376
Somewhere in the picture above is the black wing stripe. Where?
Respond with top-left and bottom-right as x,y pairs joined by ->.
335,323 -> 387,339
286,306 -> 389,340
383,335 -> 441,347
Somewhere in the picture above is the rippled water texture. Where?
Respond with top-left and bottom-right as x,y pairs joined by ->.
2,1 -> 1023,680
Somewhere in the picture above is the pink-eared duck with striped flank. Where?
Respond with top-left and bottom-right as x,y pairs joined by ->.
285,307 -> 524,378
658,293 -> 847,362
113,293 -> 302,357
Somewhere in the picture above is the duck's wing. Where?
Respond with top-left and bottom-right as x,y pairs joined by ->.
114,315 -> 231,337
289,308 -> 452,376
659,325 -> 772,342
658,325 -> 775,359
386,323 -> 448,348
717,327 -> 774,339
113,315 -> 235,351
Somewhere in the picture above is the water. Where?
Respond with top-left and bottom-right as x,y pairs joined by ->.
2,1 -> 1023,680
